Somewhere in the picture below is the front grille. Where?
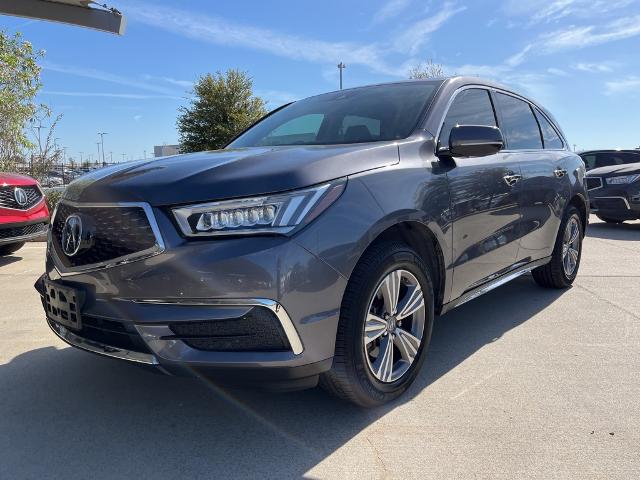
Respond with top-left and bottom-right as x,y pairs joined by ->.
0,222 -> 47,241
0,185 -> 43,209
168,307 -> 291,352
592,197 -> 629,211
586,177 -> 602,191
52,202 -> 159,268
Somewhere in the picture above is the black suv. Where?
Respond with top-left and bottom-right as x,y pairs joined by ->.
37,77 -> 588,406
581,150 -> 640,223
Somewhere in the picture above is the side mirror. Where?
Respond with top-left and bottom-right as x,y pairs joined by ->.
446,125 -> 504,157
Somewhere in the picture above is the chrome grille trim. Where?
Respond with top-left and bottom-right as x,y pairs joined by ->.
50,200 -> 165,277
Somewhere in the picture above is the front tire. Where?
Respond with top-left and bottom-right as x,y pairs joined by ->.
320,241 -> 435,407
532,206 -> 583,289
0,242 -> 25,256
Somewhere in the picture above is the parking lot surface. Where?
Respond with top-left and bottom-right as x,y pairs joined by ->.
1,217 -> 638,479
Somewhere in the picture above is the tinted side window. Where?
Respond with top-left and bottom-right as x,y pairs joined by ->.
495,93 -> 542,150
440,89 -> 496,147
535,110 -> 563,149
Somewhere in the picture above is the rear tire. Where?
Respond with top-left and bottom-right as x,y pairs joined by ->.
532,206 -> 583,289
320,241 -> 435,407
596,215 -> 624,224
0,242 -> 25,256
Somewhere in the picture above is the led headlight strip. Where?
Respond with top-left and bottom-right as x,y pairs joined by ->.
172,179 -> 346,237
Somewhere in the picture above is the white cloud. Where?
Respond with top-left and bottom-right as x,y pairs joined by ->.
142,75 -> 194,89
573,62 -> 614,73
547,67 -> 568,76
125,1 -> 464,76
503,0 -> 636,25
41,91 -> 181,100
393,2 -> 467,55
506,14 -> 640,65
605,76 -> 640,95
43,62 -> 183,96
133,115 -> 143,121
372,0 -> 412,25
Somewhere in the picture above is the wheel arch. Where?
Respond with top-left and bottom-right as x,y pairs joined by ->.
358,221 -> 447,315
568,193 -> 588,236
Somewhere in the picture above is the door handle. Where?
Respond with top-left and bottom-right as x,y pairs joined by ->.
503,174 -> 522,186
554,167 -> 567,178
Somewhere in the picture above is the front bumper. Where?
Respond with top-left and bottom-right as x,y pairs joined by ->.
588,179 -> 640,220
37,218 -> 347,388
0,219 -> 49,245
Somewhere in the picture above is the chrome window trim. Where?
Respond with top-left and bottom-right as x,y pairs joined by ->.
0,222 -> 48,245
130,297 -> 304,355
591,196 -> 631,209
47,317 -> 159,365
586,176 -> 603,191
434,84 -> 567,154
50,200 -> 166,277
434,84 -> 495,151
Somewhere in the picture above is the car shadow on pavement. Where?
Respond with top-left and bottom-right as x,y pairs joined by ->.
0,255 -> 22,269
586,220 -> 640,241
0,277 -> 564,479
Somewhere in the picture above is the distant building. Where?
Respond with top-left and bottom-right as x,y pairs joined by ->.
154,145 -> 180,157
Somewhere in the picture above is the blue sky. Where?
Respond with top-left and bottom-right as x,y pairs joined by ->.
2,0 -> 640,163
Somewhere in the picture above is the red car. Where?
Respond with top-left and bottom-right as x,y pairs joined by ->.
0,173 -> 50,256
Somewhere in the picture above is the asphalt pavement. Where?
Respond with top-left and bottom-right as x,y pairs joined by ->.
0,216 -> 638,479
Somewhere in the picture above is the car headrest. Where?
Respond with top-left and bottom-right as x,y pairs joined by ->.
344,125 -> 372,143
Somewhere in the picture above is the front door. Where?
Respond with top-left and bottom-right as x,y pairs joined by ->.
439,88 -> 522,300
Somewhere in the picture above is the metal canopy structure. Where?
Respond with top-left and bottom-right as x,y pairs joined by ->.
0,0 -> 125,35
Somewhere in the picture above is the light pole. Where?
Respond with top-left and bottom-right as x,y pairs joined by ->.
98,132 -> 108,166
337,62 -> 346,90
122,153 -> 126,162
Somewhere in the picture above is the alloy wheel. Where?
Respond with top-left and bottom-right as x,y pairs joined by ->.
562,216 -> 580,277
363,269 -> 426,383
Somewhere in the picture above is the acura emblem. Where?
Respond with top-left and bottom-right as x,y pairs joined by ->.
14,187 -> 28,207
62,215 -> 83,257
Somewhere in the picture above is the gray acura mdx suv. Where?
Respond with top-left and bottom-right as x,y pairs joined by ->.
36,77 -> 588,406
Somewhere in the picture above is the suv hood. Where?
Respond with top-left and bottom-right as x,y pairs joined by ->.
587,162 -> 640,176
64,143 -> 398,206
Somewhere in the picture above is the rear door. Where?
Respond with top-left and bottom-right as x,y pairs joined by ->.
442,88 -> 523,300
494,91 -> 571,263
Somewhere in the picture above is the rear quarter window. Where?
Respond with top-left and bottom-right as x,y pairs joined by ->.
535,110 -> 564,149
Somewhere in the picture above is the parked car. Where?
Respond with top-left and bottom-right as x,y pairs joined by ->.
584,154 -> 640,223
41,171 -> 64,188
0,172 -> 50,256
35,77 -> 588,406
580,149 -> 640,171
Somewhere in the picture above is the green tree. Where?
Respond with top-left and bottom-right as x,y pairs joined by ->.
0,31 -> 44,171
177,70 -> 266,152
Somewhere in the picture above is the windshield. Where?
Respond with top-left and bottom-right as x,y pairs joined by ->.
581,151 -> 640,170
228,82 -> 440,147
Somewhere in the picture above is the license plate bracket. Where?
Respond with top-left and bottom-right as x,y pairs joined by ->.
44,280 -> 82,330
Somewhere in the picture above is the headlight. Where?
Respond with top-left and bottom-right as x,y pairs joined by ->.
607,174 -> 640,185
172,180 -> 346,237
